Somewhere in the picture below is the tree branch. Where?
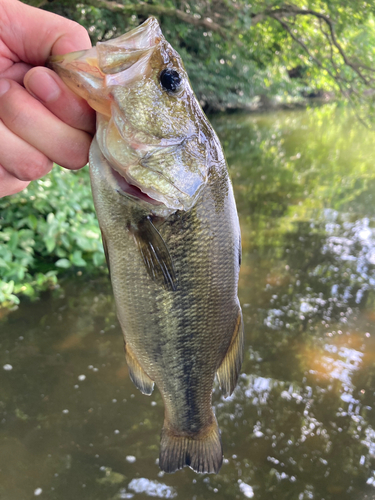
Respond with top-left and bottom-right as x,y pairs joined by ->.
40,0 -> 375,104
86,0 -> 227,37
271,16 -> 343,90
266,6 -> 372,86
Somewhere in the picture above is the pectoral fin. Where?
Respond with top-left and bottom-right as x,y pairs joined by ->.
132,217 -> 177,292
125,344 -> 154,395
217,308 -> 244,397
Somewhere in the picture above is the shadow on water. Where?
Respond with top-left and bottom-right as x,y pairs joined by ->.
2,105 -> 375,499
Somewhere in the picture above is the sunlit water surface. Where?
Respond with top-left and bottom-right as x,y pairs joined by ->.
2,106 -> 375,500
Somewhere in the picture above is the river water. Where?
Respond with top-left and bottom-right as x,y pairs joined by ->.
1,106 -> 375,500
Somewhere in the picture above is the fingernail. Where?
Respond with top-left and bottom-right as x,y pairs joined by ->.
0,79 -> 10,97
25,70 -> 61,103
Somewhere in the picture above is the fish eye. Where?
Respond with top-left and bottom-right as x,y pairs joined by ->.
159,69 -> 181,92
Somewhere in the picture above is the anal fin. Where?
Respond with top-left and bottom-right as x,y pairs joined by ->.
125,345 -> 154,395
217,308 -> 244,397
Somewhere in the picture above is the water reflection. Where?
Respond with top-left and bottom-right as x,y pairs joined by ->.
2,106 -> 375,499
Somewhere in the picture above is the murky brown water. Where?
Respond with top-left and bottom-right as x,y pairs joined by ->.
2,106 -> 375,500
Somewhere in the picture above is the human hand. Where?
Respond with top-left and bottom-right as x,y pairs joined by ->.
0,0 -> 96,197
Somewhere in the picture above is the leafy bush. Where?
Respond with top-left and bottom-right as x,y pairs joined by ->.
0,165 -> 105,308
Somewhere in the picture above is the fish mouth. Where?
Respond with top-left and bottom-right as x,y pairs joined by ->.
47,17 -> 164,115
110,166 -> 163,206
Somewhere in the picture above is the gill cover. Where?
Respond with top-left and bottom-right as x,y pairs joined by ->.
48,18 -> 209,211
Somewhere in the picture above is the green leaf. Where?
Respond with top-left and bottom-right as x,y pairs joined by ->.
55,258 -> 71,269
44,236 -> 56,253
70,250 -> 87,267
0,258 -> 10,270
93,252 -> 105,267
47,212 -> 55,224
1,280 -> 14,294
75,234 -> 96,252
8,232 -> 19,252
56,247 -> 67,258
27,214 -> 38,230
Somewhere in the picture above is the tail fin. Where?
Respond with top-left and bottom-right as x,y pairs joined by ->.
159,420 -> 223,474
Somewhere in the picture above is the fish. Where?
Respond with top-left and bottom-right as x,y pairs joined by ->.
48,17 -> 243,474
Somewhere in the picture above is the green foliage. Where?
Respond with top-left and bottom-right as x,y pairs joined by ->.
0,166 -> 105,308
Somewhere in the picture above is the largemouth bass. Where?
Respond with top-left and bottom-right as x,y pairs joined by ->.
49,17 -> 243,474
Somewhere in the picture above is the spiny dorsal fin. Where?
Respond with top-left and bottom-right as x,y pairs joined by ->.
132,216 -> 177,292
125,344 -> 154,395
216,308 -> 244,398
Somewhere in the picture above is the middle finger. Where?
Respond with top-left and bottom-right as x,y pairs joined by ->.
0,78 -> 92,170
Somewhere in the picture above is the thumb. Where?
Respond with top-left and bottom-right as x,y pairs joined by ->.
0,0 -> 91,65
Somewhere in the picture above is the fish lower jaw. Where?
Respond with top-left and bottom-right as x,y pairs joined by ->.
110,165 -> 187,214
110,165 -> 164,206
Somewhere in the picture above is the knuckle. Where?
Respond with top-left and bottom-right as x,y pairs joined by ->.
0,84 -> 29,128
7,106 -> 24,130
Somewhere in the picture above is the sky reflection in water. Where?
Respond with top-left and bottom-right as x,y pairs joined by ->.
1,106 -> 375,499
